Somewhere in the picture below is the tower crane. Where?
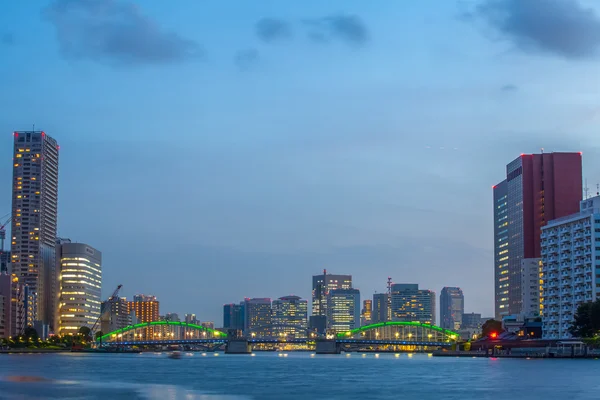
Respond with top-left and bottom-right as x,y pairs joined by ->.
90,284 -> 123,340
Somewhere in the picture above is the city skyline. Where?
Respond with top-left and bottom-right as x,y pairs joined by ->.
3,1 -> 600,324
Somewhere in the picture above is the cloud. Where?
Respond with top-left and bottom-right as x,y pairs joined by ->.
256,18 -> 292,43
501,84 -> 518,92
473,0 -> 600,59
1,33 -> 14,45
305,15 -> 369,46
44,0 -> 201,65
234,49 -> 259,70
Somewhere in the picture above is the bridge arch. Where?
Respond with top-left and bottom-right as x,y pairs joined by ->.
98,321 -> 227,342
337,321 -> 459,341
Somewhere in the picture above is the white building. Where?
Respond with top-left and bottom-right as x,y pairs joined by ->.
541,195 -> 600,339
57,241 -> 102,336
521,258 -> 542,318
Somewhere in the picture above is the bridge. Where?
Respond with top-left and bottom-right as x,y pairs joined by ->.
98,320 -> 460,354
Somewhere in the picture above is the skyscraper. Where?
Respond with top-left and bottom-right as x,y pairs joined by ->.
10,130 -> 59,329
327,288 -> 360,332
244,298 -> 271,335
390,284 -> 435,325
223,303 -> 245,331
185,313 -> 198,325
57,240 -> 102,336
360,299 -> 372,326
372,293 -> 388,324
311,270 -> 352,318
493,152 -> 582,318
271,295 -> 308,337
440,287 -> 464,330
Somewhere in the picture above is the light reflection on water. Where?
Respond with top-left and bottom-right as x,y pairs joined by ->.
0,352 -> 599,400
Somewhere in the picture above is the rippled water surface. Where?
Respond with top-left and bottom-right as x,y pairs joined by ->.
0,352 -> 598,399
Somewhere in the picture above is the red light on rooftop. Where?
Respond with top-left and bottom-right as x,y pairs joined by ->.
490,332 -> 498,339
56,145 -> 60,150
492,185 -> 497,189
520,153 -> 525,157
41,131 -> 45,137
13,132 -> 18,137
579,152 -> 583,156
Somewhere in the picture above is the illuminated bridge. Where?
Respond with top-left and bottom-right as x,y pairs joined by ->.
98,321 -> 460,354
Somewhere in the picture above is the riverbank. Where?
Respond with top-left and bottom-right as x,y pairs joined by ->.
0,348 -> 70,354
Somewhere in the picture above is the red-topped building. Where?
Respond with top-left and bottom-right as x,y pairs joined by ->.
493,152 -> 582,319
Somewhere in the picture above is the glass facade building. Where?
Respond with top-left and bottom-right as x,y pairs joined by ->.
57,240 -> 102,336
440,287 -> 464,330
271,295 -> 308,338
327,288 -> 360,332
390,284 -> 435,325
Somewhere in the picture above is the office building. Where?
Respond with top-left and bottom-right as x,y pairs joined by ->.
272,295 -> 308,337
361,299 -> 372,326
440,287 -> 464,330
372,293 -> 388,323
312,271 -> 352,318
244,298 -> 271,335
223,303 -> 245,331
100,296 -> 133,334
0,294 -> 5,338
390,284 -> 435,325
56,240 -> 102,336
521,258 -> 542,318
0,273 -> 25,338
541,195 -> 600,338
494,152 -> 582,319
327,288 -> 360,332
10,130 -> 60,329
462,312 -> 482,328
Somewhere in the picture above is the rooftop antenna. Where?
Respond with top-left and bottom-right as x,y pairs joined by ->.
386,277 -> 392,322
32,123 -> 35,132
541,147 -> 544,154
597,183 -> 599,196
584,178 -> 589,199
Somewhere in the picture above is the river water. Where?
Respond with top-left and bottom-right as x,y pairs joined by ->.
0,352 -> 598,399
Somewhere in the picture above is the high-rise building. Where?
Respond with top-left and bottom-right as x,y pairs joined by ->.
312,271 -> 352,318
128,295 -> 159,339
201,321 -> 214,330
100,296 -> 132,334
223,303 -> 245,331
0,250 -> 10,274
390,284 -> 435,325
494,152 -> 582,319
461,312 -> 482,329
244,298 -> 271,335
272,295 -> 308,337
0,294 -> 5,338
372,293 -> 388,324
360,299 -> 372,326
185,313 -> 198,325
327,288 -> 360,332
10,130 -> 60,329
541,195 -> 600,338
0,273 -> 25,338
164,313 -> 180,322
56,240 -> 102,336
521,258 -> 542,318
440,287 -> 464,330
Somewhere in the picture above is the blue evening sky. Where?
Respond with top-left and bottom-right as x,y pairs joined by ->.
1,0 -> 600,323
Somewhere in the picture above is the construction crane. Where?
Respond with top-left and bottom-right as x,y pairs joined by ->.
90,284 -> 123,340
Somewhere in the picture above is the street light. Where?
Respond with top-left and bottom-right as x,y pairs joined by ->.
395,332 -> 399,339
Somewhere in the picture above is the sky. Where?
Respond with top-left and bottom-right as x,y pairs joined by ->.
1,0 -> 600,324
